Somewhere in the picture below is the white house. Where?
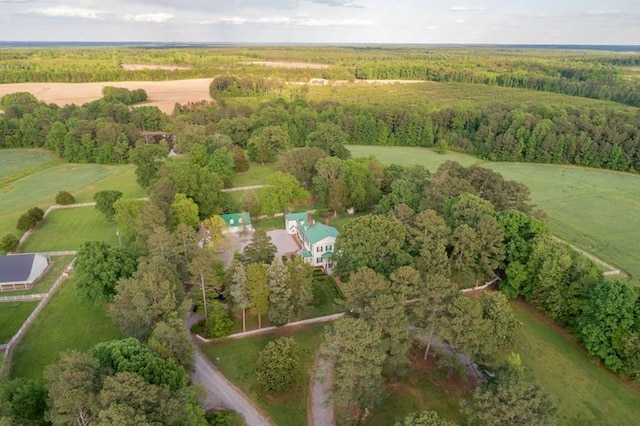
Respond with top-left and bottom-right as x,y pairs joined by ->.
285,212 -> 338,273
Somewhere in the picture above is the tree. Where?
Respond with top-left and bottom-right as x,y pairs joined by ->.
113,198 -> 145,240
342,267 -> 391,315
205,409 -> 244,426
0,378 -> 48,426
450,224 -> 481,275
206,147 -> 235,179
130,144 -> 166,188
286,256 -> 314,315
109,261 -> 181,340
267,258 -> 293,326
475,214 -> 506,278
94,190 -> 124,221
411,274 -> 459,360
334,214 -> 409,276
306,122 -> 351,159
148,318 -> 195,372
95,372 -> 183,426
276,147 -> 327,188
44,351 -> 101,426
171,193 -> 200,228
256,337 -> 301,394
390,265 -> 422,299
0,234 -> 19,254
260,172 -> 310,215
481,291 -> 521,350
230,146 -> 249,173
75,241 -> 138,305
578,280 -> 638,371
91,338 -> 187,392
189,248 -> 219,325
16,207 -> 44,232
442,295 -> 493,363
462,356 -> 558,426
247,126 -> 291,164
239,191 -> 261,218
394,410 -> 456,426
247,263 -> 269,328
207,300 -> 234,339
321,318 -> 386,423
55,190 -> 75,205
243,230 -> 277,264
228,260 -> 250,332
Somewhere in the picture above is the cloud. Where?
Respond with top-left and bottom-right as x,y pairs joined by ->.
121,13 -> 174,23
424,26 -> 438,30
209,16 -> 374,26
27,6 -> 104,19
310,0 -> 364,7
450,6 -> 485,11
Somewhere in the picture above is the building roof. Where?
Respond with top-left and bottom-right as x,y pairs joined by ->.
0,254 -> 39,283
300,222 -> 339,245
220,212 -> 252,227
321,251 -> 333,260
301,250 -> 312,258
285,212 -> 308,223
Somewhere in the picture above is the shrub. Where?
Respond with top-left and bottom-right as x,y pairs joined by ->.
205,409 -> 244,426
16,207 -> 45,232
55,190 -> 75,205
0,233 -> 19,253
256,337 -> 300,394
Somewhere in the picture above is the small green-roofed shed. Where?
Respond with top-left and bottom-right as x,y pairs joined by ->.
220,212 -> 252,230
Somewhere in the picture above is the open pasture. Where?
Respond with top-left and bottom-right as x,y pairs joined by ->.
347,145 -> 640,286
10,276 -> 120,380
0,302 -> 38,343
0,151 -> 144,238
512,301 -> 640,425
0,149 -> 57,181
20,207 -> 120,252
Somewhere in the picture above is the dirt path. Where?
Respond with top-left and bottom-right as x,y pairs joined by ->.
309,355 -> 334,426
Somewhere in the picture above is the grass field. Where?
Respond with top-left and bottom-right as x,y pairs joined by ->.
20,207 -> 120,252
10,276 -> 120,380
512,301 -> 640,426
0,302 -> 38,343
201,323 -> 326,426
232,162 -> 276,188
7,255 -> 75,296
0,149 -> 57,181
347,145 -> 640,286
0,149 -> 145,238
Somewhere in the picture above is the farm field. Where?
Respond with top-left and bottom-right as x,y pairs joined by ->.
0,301 -> 38,343
201,323 -> 326,426
20,207 -> 120,252
10,276 -> 120,380
0,150 -> 145,238
347,145 -> 640,286
512,301 -> 640,425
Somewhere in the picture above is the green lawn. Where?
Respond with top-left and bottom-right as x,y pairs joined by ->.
0,149 -> 57,181
0,302 -> 38,343
347,145 -> 640,286
0,150 -> 144,238
11,276 -> 121,380
7,255 -> 75,296
200,323 -> 326,426
20,207 -> 120,252
232,162 -> 276,187
512,301 -> 640,426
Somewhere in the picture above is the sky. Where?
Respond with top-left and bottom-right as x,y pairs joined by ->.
1,0 -> 639,45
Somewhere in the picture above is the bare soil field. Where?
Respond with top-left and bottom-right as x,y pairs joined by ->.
0,79 -> 212,113
237,61 -> 329,69
120,63 -> 191,71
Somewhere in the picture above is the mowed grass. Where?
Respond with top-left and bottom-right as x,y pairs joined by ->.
232,162 -> 276,187
0,302 -> 38,343
201,323 -> 326,426
20,207 -> 119,252
11,276 -> 120,380
512,301 -> 640,426
0,150 -> 144,238
0,149 -> 57,181
347,145 -> 640,286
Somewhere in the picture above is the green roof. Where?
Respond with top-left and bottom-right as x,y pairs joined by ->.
285,212 -> 308,222
300,223 -> 339,245
301,250 -> 312,258
220,212 -> 252,227
321,252 -> 333,260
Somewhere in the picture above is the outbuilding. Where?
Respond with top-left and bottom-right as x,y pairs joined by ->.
0,254 -> 49,291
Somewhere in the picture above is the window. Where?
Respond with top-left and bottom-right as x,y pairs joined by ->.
229,218 -> 235,225
326,245 -> 332,252
316,257 -> 322,264
316,246 -> 323,253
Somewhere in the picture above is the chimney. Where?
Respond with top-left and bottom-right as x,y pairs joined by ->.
325,217 -> 330,226
307,213 -> 314,228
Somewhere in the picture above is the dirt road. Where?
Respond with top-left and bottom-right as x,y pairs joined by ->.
309,356 -> 335,426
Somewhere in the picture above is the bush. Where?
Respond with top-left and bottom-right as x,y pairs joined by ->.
0,233 -> 19,253
205,409 -> 244,426
55,190 -> 75,205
